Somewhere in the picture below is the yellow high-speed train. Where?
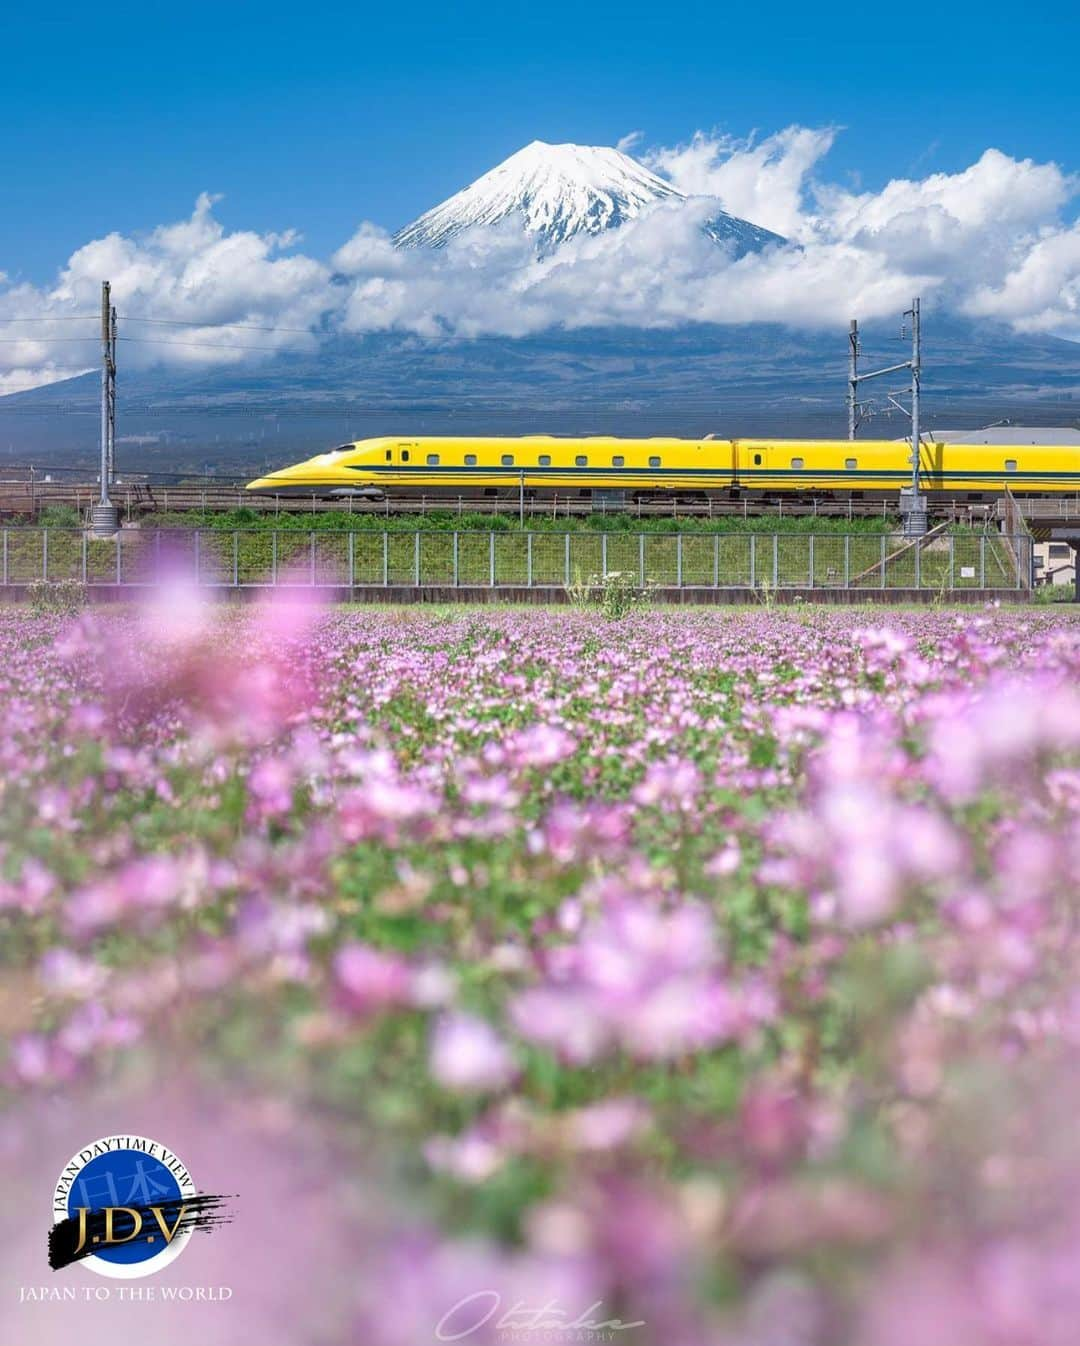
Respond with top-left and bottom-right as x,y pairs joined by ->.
246,434 -> 1080,500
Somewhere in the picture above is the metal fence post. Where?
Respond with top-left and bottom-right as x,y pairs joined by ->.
489,532 -> 496,587
310,532 -> 316,586
601,533 -> 608,577
772,535 -> 779,588
382,532 -> 389,587
154,529 -> 162,583
115,531 -> 122,585
348,530 -> 355,588
914,535 -> 921,590
272,531 -> 278,586
713,533 -> 719,587
527,532 -> 533,587
414,532 -> 421,587
81,531 -> 88,584
676,534 -> 683,587
808,534 -> 814,589
980,535 -> 986,588
565,533 -> 571,587
948,533 -> 954,589
42,529 -> 49,581
2,530 -> 6,586
749,533 -> 756,590
233,531 -> 239,588
843,535 -> 850,588
453,532 -> 459,587
880,534 -> 887,590
194,530 -> 201,585
639,534 -> 645,587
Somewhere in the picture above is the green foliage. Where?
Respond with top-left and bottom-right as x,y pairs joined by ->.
1033,584 -> 1076,604
37,505 -> 82,529
566,568 -> 651,618
26,577 -> 87,615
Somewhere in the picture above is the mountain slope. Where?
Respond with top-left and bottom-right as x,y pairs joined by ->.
8,318 -> 1079,475
393,140 -> 784,255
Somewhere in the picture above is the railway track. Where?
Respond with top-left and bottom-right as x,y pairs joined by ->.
0,479 -> 1012,523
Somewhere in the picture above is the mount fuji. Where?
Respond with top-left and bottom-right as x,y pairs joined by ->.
393,140 -> 784,256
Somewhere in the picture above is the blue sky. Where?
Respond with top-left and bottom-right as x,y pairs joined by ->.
2,0 -> 1077,283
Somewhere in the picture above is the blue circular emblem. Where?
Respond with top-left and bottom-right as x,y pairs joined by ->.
53,1135 -> 197,1278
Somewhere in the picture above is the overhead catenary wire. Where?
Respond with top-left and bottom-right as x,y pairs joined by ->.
116,335 -> 313,354
119,316 -> 323,333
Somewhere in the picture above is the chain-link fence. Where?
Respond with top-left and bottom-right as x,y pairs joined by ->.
0,529 -> 1034,592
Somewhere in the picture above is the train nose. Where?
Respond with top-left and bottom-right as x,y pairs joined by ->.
245,475 -> 286,492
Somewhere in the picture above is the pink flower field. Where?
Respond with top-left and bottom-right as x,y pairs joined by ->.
3,595 -> 1080,1345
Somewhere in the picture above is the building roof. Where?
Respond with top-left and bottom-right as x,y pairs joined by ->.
923,426 -> 1080,445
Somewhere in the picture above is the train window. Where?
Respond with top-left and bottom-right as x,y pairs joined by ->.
426,453 -> 440,466
612,455 -> 624,467
465,454 -> 477,466
538,454 -> 551,466
791,457 -> 804,470
501,454 -> 515,466
648,455 -> 661,468
1005,459 -> 1018,472
575,455 -> 588,467
385,450 -> 392,461
753,453 -> 762,466
845,458 -> 857,470
402,450 -> 410,463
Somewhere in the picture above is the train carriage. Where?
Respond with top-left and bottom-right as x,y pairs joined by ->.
246,435 -> 1080,502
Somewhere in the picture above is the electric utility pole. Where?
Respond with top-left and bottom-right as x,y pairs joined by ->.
91,280 -> 119,536
906,297 -> 921,531
846,297 -> 926,536
847,319 -> 859,440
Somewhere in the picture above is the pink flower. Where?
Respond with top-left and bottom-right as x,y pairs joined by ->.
507,723 -> 577,768
429,1012 -> 517,1093
333,943 -> 412,1018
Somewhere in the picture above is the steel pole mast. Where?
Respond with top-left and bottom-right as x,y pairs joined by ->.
903,297 -> 925,535
91,280 -> 119,535
845,297 -> 927,536
99,280 -> 110,507
847,319 -> 859,440
108,301 -> 117,489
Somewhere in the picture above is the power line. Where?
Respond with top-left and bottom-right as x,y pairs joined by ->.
116,335 -> 309,354
2,311 -> 321,334
0,336 -> 99,344
0,315 -> 98,323
120,316 -> 322,333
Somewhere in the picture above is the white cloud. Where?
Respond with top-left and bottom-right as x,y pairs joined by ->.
3,132 -> 1080,395
966,222 -> 1080,337
645,126 -> 837,238
0,193 -> 334,390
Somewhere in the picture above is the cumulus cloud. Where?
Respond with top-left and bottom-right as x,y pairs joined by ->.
0,193 -> 333,392
644,125 -> 838,239
3,129 -> 1080,394
966,222 -> 1080,334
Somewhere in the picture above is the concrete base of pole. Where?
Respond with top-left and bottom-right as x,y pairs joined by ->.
89,502 -> 120,537
900,489 -> 928,538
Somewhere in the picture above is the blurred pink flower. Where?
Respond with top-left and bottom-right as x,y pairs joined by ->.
430,1012 -> 517,1094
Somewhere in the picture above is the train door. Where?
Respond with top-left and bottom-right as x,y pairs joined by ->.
743,443 -> 768,493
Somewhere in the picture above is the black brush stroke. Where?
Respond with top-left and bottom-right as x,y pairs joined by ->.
49,1193 -> 236,1271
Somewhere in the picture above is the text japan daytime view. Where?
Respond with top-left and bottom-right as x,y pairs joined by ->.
2,2 -> 1080,1343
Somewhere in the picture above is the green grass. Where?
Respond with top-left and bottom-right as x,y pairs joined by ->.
139,507 -> 904,536
6,526 -> 1026,591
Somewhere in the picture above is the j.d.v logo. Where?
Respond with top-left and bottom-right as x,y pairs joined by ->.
49,1135 -> 233,1276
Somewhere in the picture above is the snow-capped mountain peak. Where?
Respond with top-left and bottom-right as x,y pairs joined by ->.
393,140 -> 783,255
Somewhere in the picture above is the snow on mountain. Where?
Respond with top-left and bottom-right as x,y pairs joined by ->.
393,140 -> 784,255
